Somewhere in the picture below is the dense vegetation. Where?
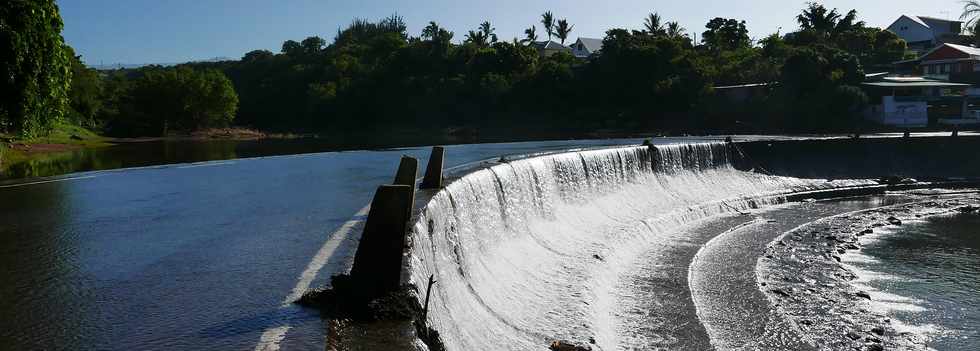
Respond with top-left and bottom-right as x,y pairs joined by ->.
0,0 -> 73,138
3,2 -> 913,140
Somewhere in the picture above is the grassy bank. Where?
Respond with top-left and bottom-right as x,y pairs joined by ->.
0,121 -> 112,174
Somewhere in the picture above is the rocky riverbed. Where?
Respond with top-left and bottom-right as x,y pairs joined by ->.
757,193 -> 980,351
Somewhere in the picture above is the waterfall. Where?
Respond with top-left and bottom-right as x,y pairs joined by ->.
406,143 -> 869,350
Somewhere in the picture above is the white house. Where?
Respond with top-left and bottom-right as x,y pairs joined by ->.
862,76 -> 971,127
887,15 -> 963,53
569,38 -> 603,58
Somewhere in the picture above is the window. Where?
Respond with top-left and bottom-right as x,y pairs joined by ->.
945,64 -> 952,73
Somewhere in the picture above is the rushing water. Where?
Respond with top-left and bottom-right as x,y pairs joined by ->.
847,213 -> 980,350
406,143 -> 876,350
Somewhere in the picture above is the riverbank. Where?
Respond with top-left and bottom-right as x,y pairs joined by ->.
0,126 -> 300,177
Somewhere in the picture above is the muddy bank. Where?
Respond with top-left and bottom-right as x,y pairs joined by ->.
758,193 -> 980,350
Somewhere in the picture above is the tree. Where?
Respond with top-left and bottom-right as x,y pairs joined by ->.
665,22 -> 687,40
112,67 -> 238,136
281,40 -> 302,55
301,36 -> 326,54
242,50 -> 274,62
795,2 -> 863,40
67,52 -> 103,127
556,19 -> 574,45
420,21 -> 442,40
465,21 -> 497,47
541,11 -> 555,41
702,18 -> 751,51
644,13 -> 664,36
962,1 -> 980,33
0,0 -> 73,137
522,26 -> 538,45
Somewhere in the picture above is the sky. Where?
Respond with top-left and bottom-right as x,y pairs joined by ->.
58,0 -> 966,66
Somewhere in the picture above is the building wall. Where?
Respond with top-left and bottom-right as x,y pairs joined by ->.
866,96 -> 929,127
888,16 -> 935,44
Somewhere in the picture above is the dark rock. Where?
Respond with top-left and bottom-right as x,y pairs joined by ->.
550,340 -> 591,351
871,326 -> 885,336
589,337 -> 596,344
856,291 -> 872,300
887,217 -> 902,225
771,288 -> 792,297
592,254 -> 604,261
847,331 -> 862,340
865,344 -> 884,351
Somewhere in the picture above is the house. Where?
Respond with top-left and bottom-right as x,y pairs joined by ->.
570,38 -> 603,58
887,15 -> 964,53
917,43 -> 980,83
862,76 -> 971,127
531,41 -> 572,57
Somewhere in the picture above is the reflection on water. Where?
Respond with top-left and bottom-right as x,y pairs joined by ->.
0,138 -> 653,350
855,213 -> 980,350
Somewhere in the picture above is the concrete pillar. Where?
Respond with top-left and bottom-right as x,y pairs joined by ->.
420,146 -> 445,190
394,156 -> 418,187
349,184 -> 416,298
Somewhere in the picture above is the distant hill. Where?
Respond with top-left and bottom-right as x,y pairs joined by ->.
90,56 -> 235,70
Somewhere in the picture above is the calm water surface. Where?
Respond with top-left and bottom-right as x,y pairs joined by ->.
855,213 -> 980,350
0,138 -> 658,350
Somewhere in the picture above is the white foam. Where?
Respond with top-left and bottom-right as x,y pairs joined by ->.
407,143 -> 872,350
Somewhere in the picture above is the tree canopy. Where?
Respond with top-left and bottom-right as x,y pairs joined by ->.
0,0 -> 73,137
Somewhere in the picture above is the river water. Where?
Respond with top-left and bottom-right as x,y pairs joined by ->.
2,136 -> 978,350
1,138 -> 660,350
847,213 -> 980,350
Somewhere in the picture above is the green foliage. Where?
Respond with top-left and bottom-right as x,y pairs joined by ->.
108,67 -> 238,136
0,0 -> 73,137
67,52 -> 104,127
541,12 -> 555,41
69,3 -> 913,139
555,19 -> 573,45
702,18 -> 751,52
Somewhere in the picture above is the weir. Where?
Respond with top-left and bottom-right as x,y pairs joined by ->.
341,136 -> 980,350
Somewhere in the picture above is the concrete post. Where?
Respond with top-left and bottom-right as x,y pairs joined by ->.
420,146 -> 445,189
349,184 -> 416,298
394,156 -> 418,187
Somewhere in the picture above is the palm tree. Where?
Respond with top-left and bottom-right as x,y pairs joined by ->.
961,1 -> 980,33
796,2 -> 841,36
522,26 -> 538,45
665,21 -> 687,39
556,19 -> 573,45
421,21 -> 441,40
541,11 -> 555,41
465,30 -> 488,47
834,9 -> 865,33
644,13 -> 664,36
479,21 -> 498,44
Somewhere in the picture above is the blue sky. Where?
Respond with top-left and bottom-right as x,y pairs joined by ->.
59,0 -> 964,65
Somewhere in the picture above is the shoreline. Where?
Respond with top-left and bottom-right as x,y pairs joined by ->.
757,193 -> 980,350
